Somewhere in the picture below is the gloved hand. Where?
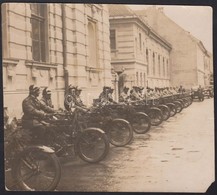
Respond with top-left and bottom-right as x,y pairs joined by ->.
45,113 -> 53,118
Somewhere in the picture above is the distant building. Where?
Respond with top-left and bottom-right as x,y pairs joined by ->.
2,3 -> 112,117
108,5 -> 172,93
136,6 -> 212,88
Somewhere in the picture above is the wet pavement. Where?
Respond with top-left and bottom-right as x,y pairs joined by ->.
56,98 -> 215,192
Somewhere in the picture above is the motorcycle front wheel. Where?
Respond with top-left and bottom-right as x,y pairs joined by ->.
148,109 -> 163,126
12,147 -> 61,191
131,112 -> 151,134
75,128 -> 110,163
107,119 -> 133,147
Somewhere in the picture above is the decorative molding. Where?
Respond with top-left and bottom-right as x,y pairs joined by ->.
26,61 -> 58,69
7,65 -> 16,77
85,66 -> 103,73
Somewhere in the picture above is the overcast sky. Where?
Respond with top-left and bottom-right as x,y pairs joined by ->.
128,5 -> 213,53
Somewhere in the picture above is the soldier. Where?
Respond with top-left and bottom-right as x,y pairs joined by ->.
41,87 -> 54,108
146,87 -> 153,98
108,87 -> 116,103
98,86 -> 110,105
129,86 -> 142,101
198,85 -> 204,101
119,86 -> 130,103
138,86 -> 144,99
64,85 -> 76,111
74,87 -> 86,108
21,85 -> 55,141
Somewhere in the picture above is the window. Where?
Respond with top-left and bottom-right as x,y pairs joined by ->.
88,21 -> 98,67
110,29 -> 116,50
2,4 -> 8,58
146,49 -> 149,74
144,73 -> 146,86
166,59 -> 169,77
158,55 -> 161,76
163,57 -> 165,77
140,72 -> 142,86
136,72 -> 139,86
153,53 -> 155,75
139,33 -> 142,51
31,3 -> 47,62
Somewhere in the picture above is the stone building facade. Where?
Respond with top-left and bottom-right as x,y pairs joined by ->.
108,5 -> 172,92
2,3 -> 112,117
136,6 -> 212,88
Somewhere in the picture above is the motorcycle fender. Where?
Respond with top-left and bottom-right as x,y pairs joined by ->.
166,103 -> 175,107
83,127 -> 106,134
158,105 -> 168,109
26,145 -> 55,154
150,107 -> 161,112
112,118 -> 131,125
135,112 -> 149,118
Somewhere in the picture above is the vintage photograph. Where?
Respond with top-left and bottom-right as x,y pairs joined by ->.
2,3 -> 214,192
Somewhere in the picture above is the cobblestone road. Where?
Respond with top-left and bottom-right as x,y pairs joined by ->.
57,98 -> 214,192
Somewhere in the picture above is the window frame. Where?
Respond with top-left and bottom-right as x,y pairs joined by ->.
30,3 -> 48,63
110,29 -> 117,51
87,19 -> 99,68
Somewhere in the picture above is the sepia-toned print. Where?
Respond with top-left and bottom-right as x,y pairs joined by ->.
2,3 -> 214,192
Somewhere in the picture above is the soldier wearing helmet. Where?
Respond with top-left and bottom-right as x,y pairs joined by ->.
41,87 -> 54,108
119,86 -> 130,103
21,85 -> 55,141
64,85 -> 76,111
74,87 -> 86,108
129,86 -> 142,101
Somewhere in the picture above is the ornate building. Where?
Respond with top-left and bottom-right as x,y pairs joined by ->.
108,5 -> 172,92
2,3 -> 112,117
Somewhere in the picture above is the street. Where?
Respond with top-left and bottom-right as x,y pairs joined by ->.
56,98 -> 215,192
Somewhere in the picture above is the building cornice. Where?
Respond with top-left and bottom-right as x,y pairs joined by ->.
109,16 -> 172,51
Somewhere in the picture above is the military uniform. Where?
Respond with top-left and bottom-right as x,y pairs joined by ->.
41,97 -> 54,108
119,91 -> 129,102
64,94 -> 76,111
130,89 -> 142,101
22,95 -> 55,142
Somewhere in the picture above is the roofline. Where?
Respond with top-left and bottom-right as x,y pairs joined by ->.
109,16 -> 172,51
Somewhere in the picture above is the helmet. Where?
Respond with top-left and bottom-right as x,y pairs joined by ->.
123,86 -> 129,91
68,85 -> 76,91
29,85 -> 40,94
76,87 -> 82,91
43,87 -> 51,96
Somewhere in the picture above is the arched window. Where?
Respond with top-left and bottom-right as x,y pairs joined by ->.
88,21 -> 97,68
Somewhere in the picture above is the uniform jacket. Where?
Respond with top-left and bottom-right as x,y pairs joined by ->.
119,92 -> 129,102
41,97 -> 54,108
22,95 -> 54,121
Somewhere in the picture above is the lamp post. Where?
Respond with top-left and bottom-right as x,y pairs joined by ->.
114,67 -> 125,101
